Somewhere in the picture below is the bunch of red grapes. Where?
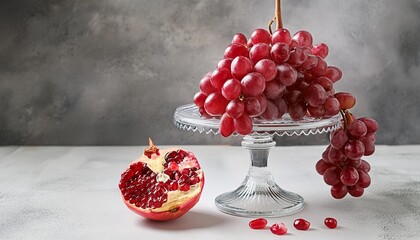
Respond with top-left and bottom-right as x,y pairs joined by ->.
192,27 -> 379,199
316,116 -> 378,198
193,28 -> 343,137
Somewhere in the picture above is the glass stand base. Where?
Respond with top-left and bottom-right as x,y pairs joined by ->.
215,134 -> 305,217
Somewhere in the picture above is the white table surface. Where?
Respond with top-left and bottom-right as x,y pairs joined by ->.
0,145 -> 419,240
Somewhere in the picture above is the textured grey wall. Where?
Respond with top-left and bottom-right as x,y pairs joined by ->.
1,0 -> 419,145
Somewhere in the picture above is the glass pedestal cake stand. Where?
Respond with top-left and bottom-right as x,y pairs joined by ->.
174,104 -> 341,217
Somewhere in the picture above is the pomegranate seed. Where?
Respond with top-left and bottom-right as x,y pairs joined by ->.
168,162 -> 179,171
249,218 -> 267,229
182,168 -> 190,175
293,218 -> 310,230
190,176 -> 200,185
165,151 -> 177,160
324,217 -> 337,229
179,183 -> 190,191
270,223 -> 287,235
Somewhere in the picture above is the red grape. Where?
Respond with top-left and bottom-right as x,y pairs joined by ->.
285,90 -> 304,104
312,43 -> 329,59
323,97 -> 340,116
256,94 -> 268,113
241,72 -> 266,97
340,167 -> 359,186
335,92 -> 356,109
304,84 -> 327,107
348,120 -> 368,138
199,107 -> 211,118
308,56 -> 327,76
316,159 -> 332,175
297,54 -> 318,71
322,145 -> 331,162
272,28 -> 292,45
204,92 -> 229,116
231,56 -> 253,80
366,134 -> 376,143
307,105 -> 326,118
250,28 -> 271,45
292,31 -> 313,47
359,117 -> 379,134
360,136 -> 375,156
358,160 -> 371,173
221,79 -> 242,100
324,166 -> 340,186
261,100 -> 279,120
193,92 -> 207,108
289,78 -> 309,92
249,43 -> 271,63
264,80 -> 286,99
287,47 -> 308,67
330,129 -> 348,149
234,113 -> 253,135
313,76 -> 333,91
348,185 -> 364,197
273,97 -> 287,118
345,158 -> 362,168
231,33 -> 247,46
210,68 -> 232,89
357,170 -> 371,188
288,103 -> 306,120
328,147 -> 346,164
270,42 -> 290,64
220,113 -> 235,137
217,58 -> 233,70
245,97 -> 264,117
344,140 -> 365,160
199,73 -> 217,95
331,183 -> 348,199
226,99 -> 245,119
254,59 -> 277,82
276,63 -> 298,86
224,44 -> 249,59
325,66 -> 342,83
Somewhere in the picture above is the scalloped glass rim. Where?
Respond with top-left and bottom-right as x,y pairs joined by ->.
174,104 -> 341,137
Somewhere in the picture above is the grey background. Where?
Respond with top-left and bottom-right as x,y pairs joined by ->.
0,0 -> 419,146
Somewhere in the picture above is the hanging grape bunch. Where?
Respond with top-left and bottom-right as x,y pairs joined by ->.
192,0 -> 378,199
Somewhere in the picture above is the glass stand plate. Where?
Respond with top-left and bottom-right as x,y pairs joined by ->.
174,104 -> 341,217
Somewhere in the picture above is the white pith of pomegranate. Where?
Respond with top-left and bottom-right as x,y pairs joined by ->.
119,143 -> 204,221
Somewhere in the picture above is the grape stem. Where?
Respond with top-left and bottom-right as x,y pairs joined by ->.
339,109 -> 353,130
268,0 -> 283,34
275,0 -> 283,30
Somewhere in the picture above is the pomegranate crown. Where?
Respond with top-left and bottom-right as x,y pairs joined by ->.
144,138 -> 160,158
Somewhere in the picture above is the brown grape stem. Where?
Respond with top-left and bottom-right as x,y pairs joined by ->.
268,0 -> 283,34
268,17 -> 276,34
275,0 -> 283,30
340,110 -> 354,130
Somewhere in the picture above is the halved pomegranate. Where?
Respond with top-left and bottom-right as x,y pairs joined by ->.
118,139 -> 204,221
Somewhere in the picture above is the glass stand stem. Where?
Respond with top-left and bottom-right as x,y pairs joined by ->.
215,134 -> 305,217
